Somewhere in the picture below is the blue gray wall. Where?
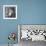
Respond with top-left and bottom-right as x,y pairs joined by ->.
0,0 -> 46,44
20,0 -> 46,24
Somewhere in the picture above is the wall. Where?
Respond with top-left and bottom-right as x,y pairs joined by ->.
0,0 -> 46,44
20,0 -> 46,24
0,0 -> 21,44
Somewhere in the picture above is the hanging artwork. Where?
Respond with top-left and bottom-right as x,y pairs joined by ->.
3,5 -> 17,19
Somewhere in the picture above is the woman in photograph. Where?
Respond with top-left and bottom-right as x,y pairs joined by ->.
5,7 -> 15,18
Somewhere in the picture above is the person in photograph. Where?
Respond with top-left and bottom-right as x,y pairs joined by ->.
5,7 -> 16,18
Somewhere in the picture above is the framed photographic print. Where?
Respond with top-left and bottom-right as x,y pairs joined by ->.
3,5 -> 17,19
18,24 -> 46,42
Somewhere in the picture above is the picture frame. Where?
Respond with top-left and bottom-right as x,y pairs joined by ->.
3,5 -> 17,19
18,24 -> 46,42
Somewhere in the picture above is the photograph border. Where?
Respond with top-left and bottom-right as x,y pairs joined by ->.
3,5 -> 17,19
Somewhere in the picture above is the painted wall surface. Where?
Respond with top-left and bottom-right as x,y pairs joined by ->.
0,0 -> 21,44
20,0 -> 46,24
0,0 -> 46,44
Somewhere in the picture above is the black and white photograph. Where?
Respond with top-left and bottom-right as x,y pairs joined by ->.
3,5 -> 17,19
18,25 -> 46,46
